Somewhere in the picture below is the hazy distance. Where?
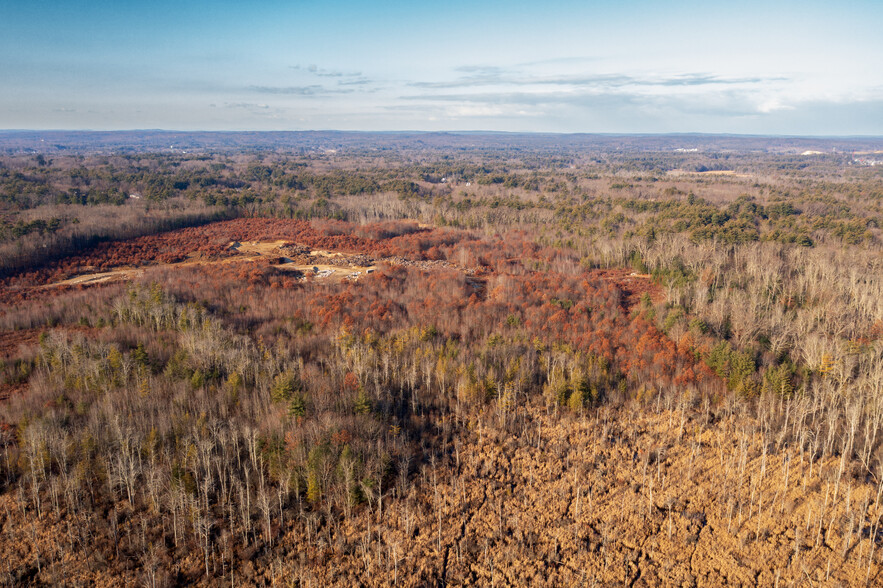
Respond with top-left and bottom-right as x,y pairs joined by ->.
2,0 -> 881,135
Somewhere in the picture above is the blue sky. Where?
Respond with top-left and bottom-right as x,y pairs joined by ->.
2,0 -> 882,134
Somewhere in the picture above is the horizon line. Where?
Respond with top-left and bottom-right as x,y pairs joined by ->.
2,129 -> 883,140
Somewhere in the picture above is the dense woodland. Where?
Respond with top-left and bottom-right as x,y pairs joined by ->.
0,134 -> 882,585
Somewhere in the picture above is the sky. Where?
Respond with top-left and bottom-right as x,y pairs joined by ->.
1,0 -> 882,135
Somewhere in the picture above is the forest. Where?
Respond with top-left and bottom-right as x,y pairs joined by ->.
0,132 -> 882,585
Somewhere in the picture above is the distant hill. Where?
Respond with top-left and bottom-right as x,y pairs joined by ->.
1,129 -> 881,155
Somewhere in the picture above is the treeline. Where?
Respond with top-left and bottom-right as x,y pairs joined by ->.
0,204 -> 235,278
2,150 -> 880,250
